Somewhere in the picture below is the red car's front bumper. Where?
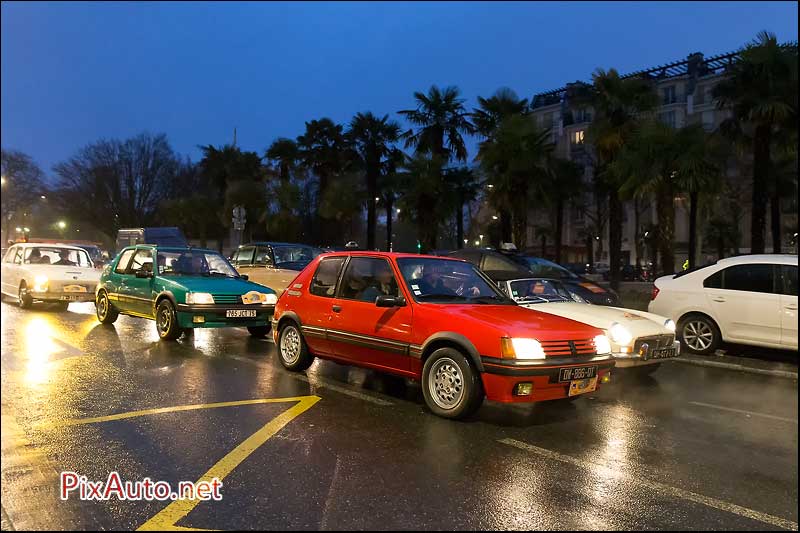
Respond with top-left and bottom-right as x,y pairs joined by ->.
479,355 -> 615,403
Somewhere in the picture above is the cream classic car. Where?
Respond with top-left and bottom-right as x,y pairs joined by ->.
230,242 -> 322,296
1,243 -> 101,309
501,277 -> 679,373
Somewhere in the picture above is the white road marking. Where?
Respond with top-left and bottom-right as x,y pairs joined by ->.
689,401 -> 798,424
230,355 -> 393,406
499,438 -> 798,531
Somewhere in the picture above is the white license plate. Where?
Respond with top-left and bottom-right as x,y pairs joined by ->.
60,295 -> 80,301
226,309 -> 256,318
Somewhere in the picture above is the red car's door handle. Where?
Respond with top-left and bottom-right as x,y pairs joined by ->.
332,304 -> 342,313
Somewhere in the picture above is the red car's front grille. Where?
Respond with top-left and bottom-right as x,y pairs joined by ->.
540,338 -> 596,357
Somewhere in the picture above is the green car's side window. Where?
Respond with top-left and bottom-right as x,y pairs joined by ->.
128,249 -> 154,275
114,249 -> 136,274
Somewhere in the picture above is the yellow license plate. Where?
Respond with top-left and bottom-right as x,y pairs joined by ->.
568,376 -> 598,397
63,285 -> 87,293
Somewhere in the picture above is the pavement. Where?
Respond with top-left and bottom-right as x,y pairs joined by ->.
1,300 -> 798,531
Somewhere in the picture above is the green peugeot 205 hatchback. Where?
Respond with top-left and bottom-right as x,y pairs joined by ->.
95,245 -> 279,340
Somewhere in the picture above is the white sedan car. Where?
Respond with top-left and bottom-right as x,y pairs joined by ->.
1,243 -> 101,309
500,277 -> 679,373
649,254 -> 798,354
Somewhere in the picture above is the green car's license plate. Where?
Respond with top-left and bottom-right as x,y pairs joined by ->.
226,309 -> 256,318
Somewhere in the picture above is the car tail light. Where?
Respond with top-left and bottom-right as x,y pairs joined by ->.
651,285 -> 660,300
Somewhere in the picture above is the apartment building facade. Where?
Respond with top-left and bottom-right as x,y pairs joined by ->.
514,49 -> 796,269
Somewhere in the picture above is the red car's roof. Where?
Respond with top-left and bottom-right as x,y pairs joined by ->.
317,251 -> 463,261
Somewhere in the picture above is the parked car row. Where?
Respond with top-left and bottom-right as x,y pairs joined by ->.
3,239 -> 795,420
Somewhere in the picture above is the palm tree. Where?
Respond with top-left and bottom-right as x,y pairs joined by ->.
548,158 -> 585,264
396,154 -> 448,251
443,166 -> 481,248
713,31 -> 798,253
579,68 -> 658,285
347,112 -> 401,250
471,88 -> 529,248
477,114 -> 553,249
398,85 -> 474,162
379,148 -> 406,251
264,138 -> 300,183
296,118 -> 355,244
472,88 -> 529,140
673,125 -> 722,268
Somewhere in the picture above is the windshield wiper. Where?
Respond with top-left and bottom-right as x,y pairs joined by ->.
205,271 -> 232,277
469,295 -> 505,304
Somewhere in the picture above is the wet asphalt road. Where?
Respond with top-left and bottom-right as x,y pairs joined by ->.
1,300 -> 797,531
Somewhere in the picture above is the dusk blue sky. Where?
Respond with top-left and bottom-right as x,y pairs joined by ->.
2,1 -> 798,181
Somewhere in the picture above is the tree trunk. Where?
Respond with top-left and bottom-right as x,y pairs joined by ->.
500,211 -> 512,244
688,191 -> 698,269
586,234 -> 594,267
555,198 -> 564,263
717,235 -> 725,260
366,167 -> 377,251
540,234 -> 547,258
608,189 -> 623,291
455,196 -> 464,249
655,184 -> 675,276
750,124 -> 770,254
385,197 -> 393,252
771,193 -> 781,253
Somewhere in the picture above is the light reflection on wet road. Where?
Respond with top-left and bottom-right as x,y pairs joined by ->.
1,301 -> 797,530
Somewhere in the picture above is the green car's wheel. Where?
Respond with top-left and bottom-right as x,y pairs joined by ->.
247,325 -> 271,338
96,290 -> 119,324
155,299 -> 181,341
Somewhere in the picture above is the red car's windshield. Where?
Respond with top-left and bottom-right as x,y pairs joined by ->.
396,257 -> 513,304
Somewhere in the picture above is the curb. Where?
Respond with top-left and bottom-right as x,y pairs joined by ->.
670,357 -> 798,380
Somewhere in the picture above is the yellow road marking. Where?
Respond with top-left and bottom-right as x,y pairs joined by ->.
51,396 -> 320,531
52,396 -> 318,427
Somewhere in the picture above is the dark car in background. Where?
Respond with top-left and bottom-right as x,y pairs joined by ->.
116,227 -> 188,251
230,242 -> 322,295
448,249 -> 620,306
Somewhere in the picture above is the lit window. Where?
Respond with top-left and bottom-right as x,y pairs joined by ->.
572,130 -> 585,144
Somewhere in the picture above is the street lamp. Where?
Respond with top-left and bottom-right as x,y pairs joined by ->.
57,220 -> 67,230
23,227 -> 30,233
15,227 -> 21,233
40,195 -> 46,200
474,240 -> 480,246
487,184 -> 494,189
396,208 -> 401,214
463,239 -> 468,245
491,215 -> 498,220
1,176 -> 6,186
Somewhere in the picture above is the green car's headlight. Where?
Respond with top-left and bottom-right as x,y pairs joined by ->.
186,292 -> 214,304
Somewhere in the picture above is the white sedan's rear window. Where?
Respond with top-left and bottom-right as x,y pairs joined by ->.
23,247 -> 92,267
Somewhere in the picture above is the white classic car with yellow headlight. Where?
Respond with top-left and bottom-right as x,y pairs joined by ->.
501,277 -> 679,373
1,243 -> 101,309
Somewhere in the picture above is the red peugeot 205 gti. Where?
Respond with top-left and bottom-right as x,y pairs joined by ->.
271,252 -> 615,419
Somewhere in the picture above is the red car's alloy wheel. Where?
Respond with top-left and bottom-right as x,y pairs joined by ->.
429,357 -> 464,409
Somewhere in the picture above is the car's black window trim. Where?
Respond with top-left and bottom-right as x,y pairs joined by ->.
310,256 -> 347,298
114,249 -> 136,274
